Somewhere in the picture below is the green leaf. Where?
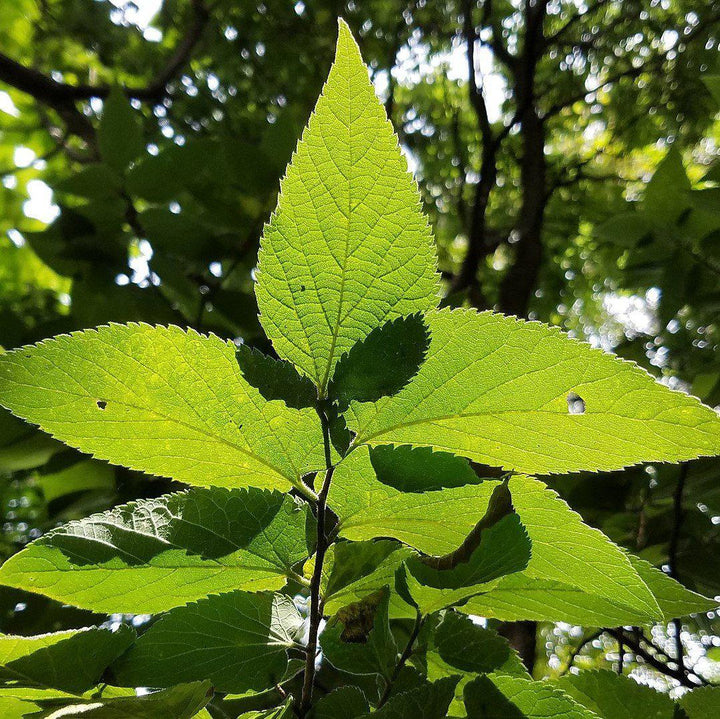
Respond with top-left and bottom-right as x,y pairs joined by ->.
320,588 -> 397,678
311,686 -> 369,718
702,75 -> 720,107
0,625 -> 134,693
643,146 -> 691,226
681,686 -> 720,718
44,682 -> 212,719
464,674 -> 597,718
236,699 -> 295,719
0,488 -> 311,613
329,446 -> 499,556
329,315 -> 430,408
112,591 -> 303,694
430,612 -> 526,678
56,164 -> 123,200
363,677 -> 459,719
236,344 -> 317,410
402,514 -> 530,614
460,550 -> 713,626
321,540 -> 414,618
98,87 -> 144,172
255,20 -> 439,391
35,458 -> 114,503
594,212 -> 653,247
0,324 -> 325,495
554,670 -> 675,719
347,308 -> 720,475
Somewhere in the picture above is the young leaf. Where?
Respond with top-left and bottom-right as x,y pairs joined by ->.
463,674 -> 596,719
554,670 -> 676,719
321,540 -> 415,618
0,625 -> 134,693
0,324 -> 325,495
255,20 -> 439,391
311,686 -> 370,718
0,488 -> 311,613
320,588 -> 397,678
347,308 -> 720,475
112,591 -> 303,693
364,677 -> 459,719
431,612 -> 527,677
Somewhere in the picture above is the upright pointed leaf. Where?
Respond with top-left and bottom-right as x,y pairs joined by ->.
0,488 -> 311,613
255,21 -> 438,391
362,677 -> 458,719
113,591 -> 303,694
348,309 -> 720,475
0,324 -> 325,494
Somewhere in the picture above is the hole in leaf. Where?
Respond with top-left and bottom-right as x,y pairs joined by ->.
567,392 -> 586,415
300,285 -> 306,292
96,400 -> 107,410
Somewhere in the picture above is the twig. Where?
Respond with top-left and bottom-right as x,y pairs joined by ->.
377,612 -> 424,709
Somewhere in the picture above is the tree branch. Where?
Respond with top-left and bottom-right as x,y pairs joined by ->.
0,0 -> 209,107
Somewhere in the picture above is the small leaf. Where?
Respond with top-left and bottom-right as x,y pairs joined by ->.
311,686 -> 370,718
0,324 -> 325,494
643,146 -> 691,226
594,212 -> 653,247
364,677 -> 459,719
98,87 -> 144,172
329,315 -> 430,408
0,625 -> 134,693
0,487 -> 311,614
347,308 -> 720,475
322,540 -> 414,617
112,591 -> 303,694
256,21 -> 439,391
320,588 -> 397,678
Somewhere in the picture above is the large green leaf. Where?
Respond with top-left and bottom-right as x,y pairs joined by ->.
0,324 -> 325,495
347,309 -> 720,475
464,674 -> 597,718
554,670 -> 675,719
461,552 -> 714,626
0,626 -> 134,693
113,591 -> 303,694
311,686 -> 370,718
0,488 -> 311,613
255,20 -> 438,391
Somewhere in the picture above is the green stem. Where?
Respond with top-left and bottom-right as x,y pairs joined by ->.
377,612 -> 424,709
300,404 -> 336,715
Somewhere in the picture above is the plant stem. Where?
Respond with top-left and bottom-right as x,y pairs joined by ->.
300,404 -> 335,715
377,612 -> 424,709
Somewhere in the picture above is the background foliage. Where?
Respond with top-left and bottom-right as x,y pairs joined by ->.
0,0 -> 720,712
